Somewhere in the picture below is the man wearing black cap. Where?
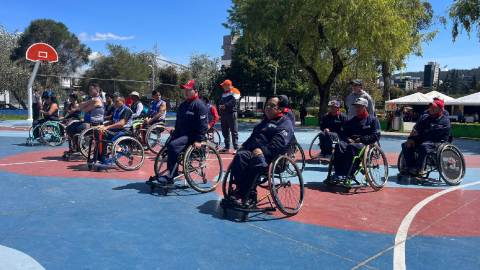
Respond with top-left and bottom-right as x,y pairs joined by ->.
157,80 -> 208,183
347,79 -> 375,118
401,99 -> 451,176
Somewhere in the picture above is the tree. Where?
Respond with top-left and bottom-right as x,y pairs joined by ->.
189,52 -> 221,97
449,0 -> 480,42
225,0 -> 433,121
390,87 -> 406,100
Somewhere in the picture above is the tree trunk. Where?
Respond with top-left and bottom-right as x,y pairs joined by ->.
382,61 -> 391,102
10,91 -> 28,110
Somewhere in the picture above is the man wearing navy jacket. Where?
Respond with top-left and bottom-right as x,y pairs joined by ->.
230,95 -> 294,204
279,95 -> 296,132
402,99 -> 451,175
332,98 -> 381,179
318,100 -> 347,159
157,81 -> 208,183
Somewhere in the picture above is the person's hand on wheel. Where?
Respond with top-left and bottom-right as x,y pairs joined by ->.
405,139 -> 415,148
252,148 -> 263,157
194,141 -> 202,150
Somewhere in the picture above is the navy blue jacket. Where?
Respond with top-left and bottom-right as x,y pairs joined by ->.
340,114 -> 381,145
411,113 -> 450,143
173,97 -> 208,142
242,114 -> 294,163
284,109 -> 296,132
423,109 -> 450,117
320,112 -> 348,134
219,93 -> 237,114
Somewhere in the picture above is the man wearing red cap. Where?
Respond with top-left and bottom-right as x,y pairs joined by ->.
423,96 -> 449,117
219,79 -> 239,153
157,80 -> 208,183
401,99 -> 451,176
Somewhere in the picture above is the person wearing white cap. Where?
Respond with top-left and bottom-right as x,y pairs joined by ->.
129,91 -> 144,120
346,79 -> 375,118
329,97 -> 381,181
317,100 -> 347,159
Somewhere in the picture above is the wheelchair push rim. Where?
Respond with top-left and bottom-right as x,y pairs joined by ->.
41,121 -> 67,146
184,142 -> 223,193
437,144 -> 465,186
363,144 -> 388,191
112,136 -> 145,171
146,125 -> 171,154
79,127 -> 95,159
308,133 -> 321,159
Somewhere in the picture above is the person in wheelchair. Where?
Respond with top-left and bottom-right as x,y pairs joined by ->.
65,83 -> 104,155
129,91 -> 145,120
318,100 -> 347,159
60,94 -> 81,124
279,95 -> 295,132
32,94 -> 60,138
201,96 -> 219,130
92,96 -> 133,162
422,96 -> 449,117
331,98 -> 380,180
156,80 -> 208,184
230,95 -> 294,204
144,90 -> 167,126
401,99 -> 451,176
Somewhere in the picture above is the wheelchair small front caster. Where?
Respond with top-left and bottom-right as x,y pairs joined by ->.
241,212 -> 249,222
221,207 -> 228,215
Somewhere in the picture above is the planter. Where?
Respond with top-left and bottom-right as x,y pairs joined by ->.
450,123 -> 480,138
304,117 -> 318,126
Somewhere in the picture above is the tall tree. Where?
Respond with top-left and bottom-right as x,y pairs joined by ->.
225,0 -> 433,120
450,0 -> 480,42
189,52 -> 221,97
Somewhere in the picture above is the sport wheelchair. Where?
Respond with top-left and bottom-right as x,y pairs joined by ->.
286,140 -> 305,174
147,141 -> 223,195
308,132 -> 339,161
220,154 -> 305,222
324,143 -> 389,193
26,120 -> 67,147
87,130 -> 145,171
397,136 -> 466,186
132,122 -> 171,154
206,127 -> 222,150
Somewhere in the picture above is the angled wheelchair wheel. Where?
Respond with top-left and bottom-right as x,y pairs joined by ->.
221,162 -> 234,199
397,151 -> 404,173
153,146 -> 169,176
206,128 -> 222,150
269,155 -> 304,215
146,125 -> 171,154
308,133 -> 321,159
112,136 -> 145,171
184,142 -> 223,193
287,142 -> 305,175
41,121 -> 67,146
437,144 -> 465,186
79,127 -> 95,159
363,144 -> 389,191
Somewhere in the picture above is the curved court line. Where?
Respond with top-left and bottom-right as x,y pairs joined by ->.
393,180 -> 480,270
0,245 -> 45,270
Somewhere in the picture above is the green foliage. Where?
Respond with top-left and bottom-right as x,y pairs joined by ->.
189,52 -> 221,98
307,108 -> 319,117
390,87 -> 405,99
449,0 -> 480,42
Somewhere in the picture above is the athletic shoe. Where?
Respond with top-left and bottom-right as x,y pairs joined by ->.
323,154 -> 332,160
219,148 -> 230,153
409,167 -> 423,176
157,176 -> 169,183
332,174 -> 345,180
230,194 -> 243,205
319,154 -> 325,158
232,148 -> 239,155
400,166 -> 410,175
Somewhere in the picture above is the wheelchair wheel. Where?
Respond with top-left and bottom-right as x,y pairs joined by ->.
41,122 -> 67,146
206,128 -> 222,149
221,162 -> 234,199
363,144 -> 389,191
308,133 -> 321,159
287,142 -> 305,174
146,125 -> 171,154
269,155 -> 304,215
437,144 -> 465,186
79,127 -> 95,159
112,136 -> 145,171
183,142 -> 223,193
153,146 -> 169,176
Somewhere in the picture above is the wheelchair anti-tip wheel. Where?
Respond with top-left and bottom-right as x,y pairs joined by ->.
363,144 -> 388,191
146,125 -> 171,154
308,133 -> 321,159
183,142 -> 223,193
41,121 -> 67,147
269,155 -> 305,215
112,136 -> 145,171
437,144 -> 465,186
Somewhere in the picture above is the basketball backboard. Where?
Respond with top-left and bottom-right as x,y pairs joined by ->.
26,43 -> 58,62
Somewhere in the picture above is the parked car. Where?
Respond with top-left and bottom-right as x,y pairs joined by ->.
0,104 -> 19,110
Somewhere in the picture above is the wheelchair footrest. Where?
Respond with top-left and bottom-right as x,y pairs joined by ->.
221,199 -> 276,213
88,163 -> 117,170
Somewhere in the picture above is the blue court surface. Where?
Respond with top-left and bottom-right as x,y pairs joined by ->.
0,120 -> 479,269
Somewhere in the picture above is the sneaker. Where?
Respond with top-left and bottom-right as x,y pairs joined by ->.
232,148 -> 239,155
323,154 -> 332,160
409,167 -> 424,176
230,194 -> 243,205
157,176 -> 169,184
400,166 -> 410,175
332,174 -> 345,180
219,148 -> 230,153
319,154 -> 325,159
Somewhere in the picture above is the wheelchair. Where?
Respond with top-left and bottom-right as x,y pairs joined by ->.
206,127 -> 222,150
324,143 -> 389,193
308,132 -> 339,160
132,122 -> 171,154
87,130 -> 145,171
396,136 -> 466,186
26,120 -> 67,147
220,154 -> 305,222
147,141 -> 223,195
62,120 -> 108,161
286,139 -> 305,174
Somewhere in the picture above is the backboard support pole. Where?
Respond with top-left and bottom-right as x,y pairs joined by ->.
27,60 -> 41,121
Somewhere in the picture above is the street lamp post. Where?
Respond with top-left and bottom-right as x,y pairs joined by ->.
268,64 -> 277,94
147,65 -> 155,92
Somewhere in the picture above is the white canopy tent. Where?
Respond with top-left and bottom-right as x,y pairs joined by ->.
424,91 -> 454,102
385,92 -> 433,105
445,92 -> 480,106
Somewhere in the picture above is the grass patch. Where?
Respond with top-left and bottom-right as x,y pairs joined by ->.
0,114 -> 28,120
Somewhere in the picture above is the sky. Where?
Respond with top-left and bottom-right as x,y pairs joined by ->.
1,0 -> 479,73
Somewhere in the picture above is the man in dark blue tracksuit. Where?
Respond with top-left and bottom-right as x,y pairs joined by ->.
279,95 -> 296,132
157,81 -> 208,183
231,95 -> 294,203
332,98 -> 381,179
318,100 -> 347,159
401,99 -> 450,175
422,96 -> 450,117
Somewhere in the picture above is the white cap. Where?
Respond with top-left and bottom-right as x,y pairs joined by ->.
353,97 -> 368,107
130,91 -> 140,98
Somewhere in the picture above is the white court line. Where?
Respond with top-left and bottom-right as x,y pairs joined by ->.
0,160 -> 59,166
393,180 -> 480,270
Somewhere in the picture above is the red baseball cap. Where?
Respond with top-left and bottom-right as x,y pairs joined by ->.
220,79 -> 232,86
429,99 -> 444,109
180,80 -> 198,90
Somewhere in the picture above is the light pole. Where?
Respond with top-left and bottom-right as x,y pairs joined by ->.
148,65 -> 155,91
268,64 -> 277,94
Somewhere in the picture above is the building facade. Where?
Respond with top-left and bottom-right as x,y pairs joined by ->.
221,35 -> 238,67
424,62 -> 440,89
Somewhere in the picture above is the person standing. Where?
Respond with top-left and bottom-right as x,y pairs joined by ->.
129,91 -> 144,120
33,88 -> 42,121
219,79 -> 239,153
458,109 -> 463,123
387,111 -> 394,132
201,96 -> 219,130
346,79 -> 375,118
300,104 -> 307,125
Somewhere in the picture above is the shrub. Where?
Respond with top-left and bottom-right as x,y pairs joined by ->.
307,108 -> 319,116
